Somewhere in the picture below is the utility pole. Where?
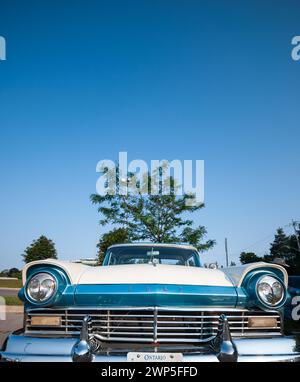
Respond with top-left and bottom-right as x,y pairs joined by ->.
225,238 -> 229,267
292,220 -> 300,252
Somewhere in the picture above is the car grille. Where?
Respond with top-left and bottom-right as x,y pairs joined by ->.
25,307 -> 282,343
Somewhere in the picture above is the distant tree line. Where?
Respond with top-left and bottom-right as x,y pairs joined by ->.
0,267 -> 22,279
4,215 -> 299,276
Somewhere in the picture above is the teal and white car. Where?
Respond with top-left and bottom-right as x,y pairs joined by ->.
1,243 -> 300,362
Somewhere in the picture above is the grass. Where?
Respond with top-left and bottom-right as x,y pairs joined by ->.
2,296 -> 23,306
0,279 -> 22,288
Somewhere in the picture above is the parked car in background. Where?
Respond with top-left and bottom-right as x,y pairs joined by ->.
1,243 -> 300,362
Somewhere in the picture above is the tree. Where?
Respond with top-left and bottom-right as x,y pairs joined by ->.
180,226 -> 215,252
268,228 -> 291,260
91,164 -> 215,252
240,252 -> 262,264
0,268 -> 20,278
261,226 -> 300,275
263,228 -> 294,265
7,268 -> 21,279
288,232 -> 300,275
0,269 -> 9,277
22,235 -> 57,263
96,228 -> 130,264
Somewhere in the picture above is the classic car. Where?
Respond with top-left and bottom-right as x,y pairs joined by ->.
1,243 -> 300,362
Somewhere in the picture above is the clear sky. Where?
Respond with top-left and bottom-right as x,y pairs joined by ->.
0,0 -> 299,269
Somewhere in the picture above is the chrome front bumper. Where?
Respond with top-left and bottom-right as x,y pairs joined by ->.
1,334 -> 300,362
1,315 -> 300,362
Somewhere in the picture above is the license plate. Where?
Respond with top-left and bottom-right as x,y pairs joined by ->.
127,352 -> 183,362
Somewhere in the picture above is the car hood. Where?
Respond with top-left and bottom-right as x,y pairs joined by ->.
72,264 -> 238,307
77,263 -> 234,286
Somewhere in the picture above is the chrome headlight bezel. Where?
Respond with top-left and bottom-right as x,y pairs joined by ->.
26,272 -> 57,303
256,275 -> 285,307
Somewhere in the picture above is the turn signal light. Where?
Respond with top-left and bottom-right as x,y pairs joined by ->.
248,317 -> 277,328
31,316 -> 61,326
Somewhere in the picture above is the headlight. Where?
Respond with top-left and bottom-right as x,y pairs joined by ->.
256,275 -> 285,306
27,273 -> 57,302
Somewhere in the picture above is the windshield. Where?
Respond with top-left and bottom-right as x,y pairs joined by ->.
103,245 -> 200,267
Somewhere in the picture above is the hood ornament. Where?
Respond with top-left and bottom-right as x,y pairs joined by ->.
147,248 -> 160,266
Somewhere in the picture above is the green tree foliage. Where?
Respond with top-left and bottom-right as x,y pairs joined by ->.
266,228 -> 291,261
91,164 -> 215,252
239,226 -> 300,274
0,267 -> 22,279
240,252 -> 262,264
97,228 -> 130,264
22,235 -> 57,264
289,233 -> 300,274
264,226 -> 300,275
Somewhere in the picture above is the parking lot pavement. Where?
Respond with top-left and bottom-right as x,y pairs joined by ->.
0,288 -> 19,297
0,312 -> 23,349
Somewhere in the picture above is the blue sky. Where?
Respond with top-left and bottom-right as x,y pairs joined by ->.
0,0 -> 299,269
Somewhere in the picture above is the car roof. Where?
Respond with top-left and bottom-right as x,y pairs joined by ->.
107,242 -> 198,251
